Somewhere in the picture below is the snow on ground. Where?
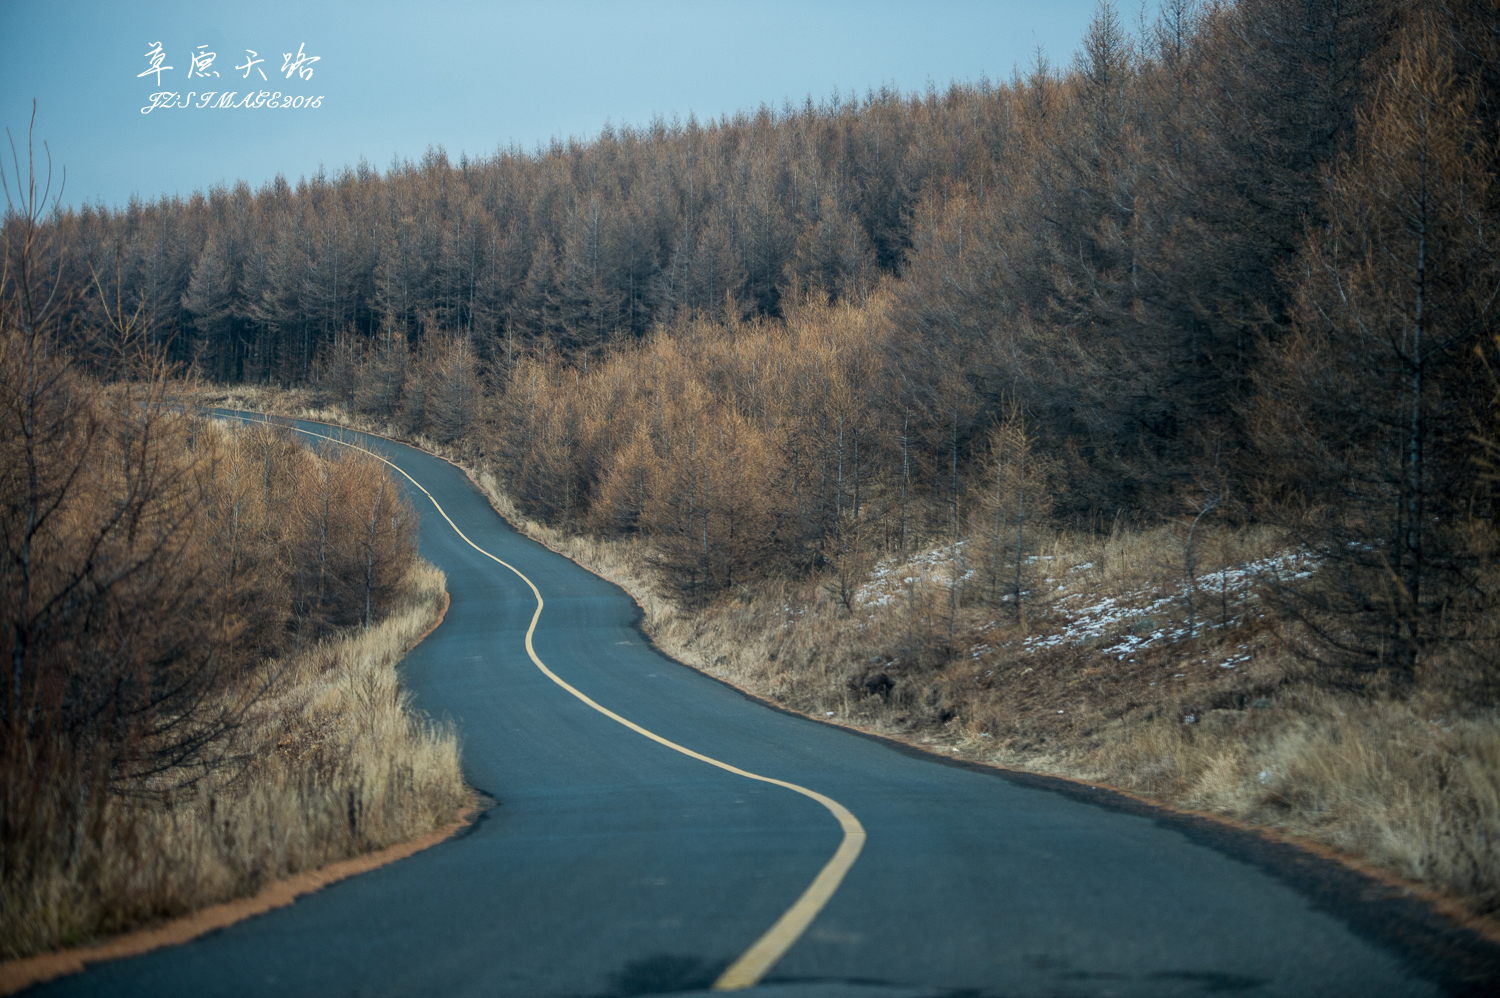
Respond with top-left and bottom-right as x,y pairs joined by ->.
1024,551 -> 1315,659
855,540 -> 980,608
853,540 -> 1315,663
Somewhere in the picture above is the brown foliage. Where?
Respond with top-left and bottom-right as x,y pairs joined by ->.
1,126 -> 426,951
1251,15 -> 1500,679
490,295 -> 934,606
478,1 -> 1499,684
2,563 -> 461,960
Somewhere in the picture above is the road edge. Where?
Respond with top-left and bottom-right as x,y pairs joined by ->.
0,590 -> 479,997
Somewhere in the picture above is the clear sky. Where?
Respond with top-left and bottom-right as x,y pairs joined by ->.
1,1 -> 1102,212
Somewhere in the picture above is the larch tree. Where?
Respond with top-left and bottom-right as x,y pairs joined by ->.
1253,18 -> 1499,680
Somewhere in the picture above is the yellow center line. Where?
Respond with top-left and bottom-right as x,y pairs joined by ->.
224,413 -> 865,991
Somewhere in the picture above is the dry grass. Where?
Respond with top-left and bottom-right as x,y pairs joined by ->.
1094,686 -> 1500,912
211,386 -> 1500,921
1,560 -> 466,960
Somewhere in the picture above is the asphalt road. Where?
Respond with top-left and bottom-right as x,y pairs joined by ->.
31,416 -> 1500,997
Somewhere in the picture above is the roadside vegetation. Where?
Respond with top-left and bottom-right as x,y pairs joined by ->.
1,162 -> 465,959
13,0 -> 1500,929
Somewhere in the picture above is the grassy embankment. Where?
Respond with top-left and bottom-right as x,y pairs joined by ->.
2,555 -> 466,961
210,384 -> 1500,926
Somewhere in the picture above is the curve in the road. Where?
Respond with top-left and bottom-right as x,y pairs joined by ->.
259,418 -> 865,992
28,409 -> 1500,998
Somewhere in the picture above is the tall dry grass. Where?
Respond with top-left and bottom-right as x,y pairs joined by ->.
1098,686 -> 1500,912
1,561 -> 465,960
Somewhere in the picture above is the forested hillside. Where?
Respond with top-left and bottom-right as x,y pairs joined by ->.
18,0 -> 1500,674
40,1 -> 1462,383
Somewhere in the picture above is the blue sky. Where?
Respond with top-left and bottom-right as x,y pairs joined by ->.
1,1 -> 1102,211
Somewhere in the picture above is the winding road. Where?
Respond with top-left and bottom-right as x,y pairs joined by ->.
30,416 -> 1500,997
